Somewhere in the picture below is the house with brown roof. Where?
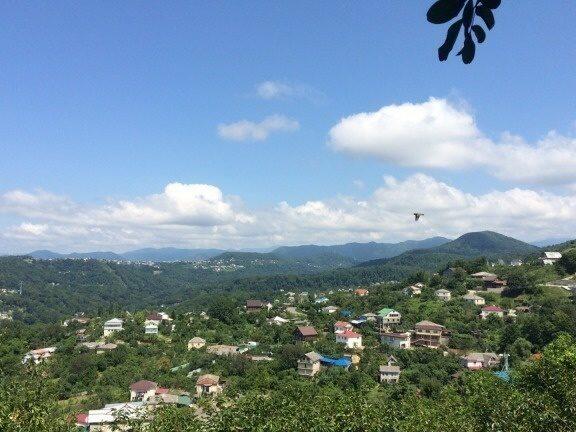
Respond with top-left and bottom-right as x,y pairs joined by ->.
130,380 -> 158,402
295,326 -> 318,341
246,299 -> 270,313
480,305 -> 505,319
297,351 -> 322,377
412,321 -> 445,348
354,288 -> 369,297
196,374 -> 222,397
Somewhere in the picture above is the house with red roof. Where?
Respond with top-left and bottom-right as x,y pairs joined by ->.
480,305 -> 505,319
334,321 -> 353,334
335,329 -> 363,349
196,374 -> 222,397
354,288 -> 369,297
129,380 -> 159,402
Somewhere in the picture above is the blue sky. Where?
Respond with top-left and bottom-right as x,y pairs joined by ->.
0,1 -> 575,252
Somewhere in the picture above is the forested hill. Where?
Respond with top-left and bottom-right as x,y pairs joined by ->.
358,231 -> 540,270
272,237 -> 450,262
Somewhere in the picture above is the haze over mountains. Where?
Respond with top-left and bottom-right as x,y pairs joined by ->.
24,237 -> 451,263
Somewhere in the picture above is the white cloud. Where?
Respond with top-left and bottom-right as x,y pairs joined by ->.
2,175 -> 576,252
218,115 -> 299,141
328,97 -> 576,185
255,81 -> 321,101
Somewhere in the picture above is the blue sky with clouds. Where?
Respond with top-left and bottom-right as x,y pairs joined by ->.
1,1 -> 575,252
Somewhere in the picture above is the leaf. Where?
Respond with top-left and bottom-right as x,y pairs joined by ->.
462,0 -> 474,29
475,5 -> 495,29
471,24 -> 486,43
480,0 -> 501,9
438,20 -> 463,61
427,0 -> 466,24
457,34 -> 476,64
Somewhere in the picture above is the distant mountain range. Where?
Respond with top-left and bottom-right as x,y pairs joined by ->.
22,237 -> 451,264
27,248 -> 226,262
17,232 -> 545,267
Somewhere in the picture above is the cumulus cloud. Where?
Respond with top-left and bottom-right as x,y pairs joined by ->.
218,115 -> 299,141
328,98 -> 576,185
2,175 -> 576,252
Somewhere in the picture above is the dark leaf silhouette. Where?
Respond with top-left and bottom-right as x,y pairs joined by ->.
475,4 -> 495,29
438,20 -> 463,61
462,0 -> 474,29
480,0 -> 501,9
427,0 -> 466,24
457,34 -> 476,64
471,24 -> 486,43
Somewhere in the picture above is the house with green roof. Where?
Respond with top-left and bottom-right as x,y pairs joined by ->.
377,308 -> 401,332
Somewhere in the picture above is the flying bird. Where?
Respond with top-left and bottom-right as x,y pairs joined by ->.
414,213 -> 424,221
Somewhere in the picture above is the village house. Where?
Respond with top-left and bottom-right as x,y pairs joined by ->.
103,318 -> 123,337
206,344 -> 239,356
295,326 -> 318,341
96,343 -> 118,354
187,337 -> 206,350
540,251 -> 562,265
480,305 -> 505,319
403,284 -> 422,296
81,402 -> 148,431
321,305 -> 339,314
314,296 -> 329,304
376,308 -> 402,332
144,321 -> 159,335
412,321 -> 445,349
379,356 -> 401,383
354,288 -> 369,297
334,321 -> 353,334
130,380 -> 158,402
335,329 -> 363,349
435,288 -> 451,301
297,351 -> 323,377
359,312 -> 377,322
481,275 -> 507,292
245,299 -> 270,313
471,271 -> 497,280
196,374 -> 222,397
22,347 -> 56,364
510,259 -> 523,266
380,332 -> 411,349
267,316 -> 289,325
459,352 -> 500,370
463,291 -> 486,306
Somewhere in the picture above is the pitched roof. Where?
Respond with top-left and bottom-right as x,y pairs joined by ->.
196,374 -> 220,386
378,307 -> 396,317
246,299 -> 264,308
338,330 -> 361,339
130,380 -> 157,392
334,321 -> 351,328
296,326 -> 318,337
482,305 -> 504,312
435,289 -> 450,294
543,251 -> 562,259
471,272 -> 497,278
379,365 -> 401,373
189,337 -> 205,343
415,320 -> 444,330
304,351 -> 322,362
104,318 -> 123,326
147,312 -> 162,321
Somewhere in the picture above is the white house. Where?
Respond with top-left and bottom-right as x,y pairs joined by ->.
379,356 -> 401,383
403,285 -> 422,296
459,352 -> 500,370
84,402 -> 147,430
334,321 -> 353,334
321,305 -> 339,314
196,374 -> 222,397
144,321 -> 159,335
103,318 -> 124,337
540,251 -> 562,265
130,380 -> 158,402
22,347 -> 56,364
480,305 -> 505,319
380,332 -> 411,349
377,308 -> 402,332
335,330 -> 363,349
267,316 -> 289,325
463,291 -> 486,306
435,289 -> 451,301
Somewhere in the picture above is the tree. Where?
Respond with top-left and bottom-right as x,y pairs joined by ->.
557,249 -> 576,275
427,0 -> 502,64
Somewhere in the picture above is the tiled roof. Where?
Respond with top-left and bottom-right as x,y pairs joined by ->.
130,380 -> 157,392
